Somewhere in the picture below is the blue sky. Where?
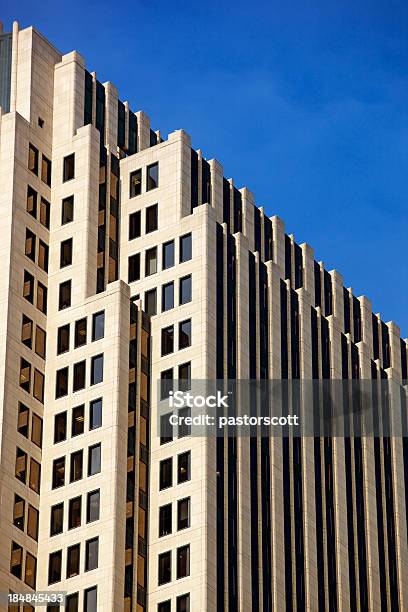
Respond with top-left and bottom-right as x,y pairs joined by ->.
5,0 -> 408,335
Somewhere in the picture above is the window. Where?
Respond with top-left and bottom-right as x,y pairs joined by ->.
158,551 -> 171,585
160,368 -> 173,400
10,542 -> 23,579
35,326 -> 46,359
68,496 -> 82,529
38,240 -> 49,272
56,367 -> 68,398
92,311 -> 104,341
87,489 -> 100,523
73,360 -> 86,392
177,594 -> 190,612
159,503 -> 172,537
158,602 -> 171,612
41,155 -> 52,186
21,314 -> 33,348
145,288 -> 157,316
88,443 -> 101,475
177,545 -> 190,579
54,412 -> 67,443
179,319 -> 192,349
84,587 -> 97,612
25,228 -> 36,261
178,497 -> 190,530
129,210 -> 141,239
147,163 -> 159,191
17,403 -> 29,438
178,362 -> 191,392
40,197 -> 50,229
50,503 -> 64,536
180,275 -> 192,305
25,551 -> 37,588
130,169 -> 142,197
31,413 -> 43,447
57,324 -> 70,354
161,326 -> 174,356
13,494 -> 25,530
60,238 -> 73,267
146,203 -> 158,232
67,544 -> 80,578
19,358 -> 31,392
27,186 -> 37,218
91,354 -> 104,385
163,240 -> 175,269
37,281 -> 47,314
33,369 -> 44,402
145,246 -> 157,276
29,457 -> 41,493
162,282 -> 174,311
180,233 -> 192,263
23,270 -> 34,303
66,593 -> 79,612
74,318 -> 87,347
70,450 -> 83,482
28,144 -> 39,174
62,195 -> 74,224
52,457 -> 65,489
48,550 -> 62,584
63,154 -> 75,182
128,253 -> 140,283
90,398 -> 102,430
59,280 -> 71,310
178,451 -> 191,483
72,404 -> 85,436
85,537 -> 99,571
159,457 -> 172,490
27,505 -> 39,541
160,412 -> 173,444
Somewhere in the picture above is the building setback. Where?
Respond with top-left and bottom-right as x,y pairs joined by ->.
0,21 -> 407,612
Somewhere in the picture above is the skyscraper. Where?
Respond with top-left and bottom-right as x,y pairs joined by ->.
0,21 -> 407,612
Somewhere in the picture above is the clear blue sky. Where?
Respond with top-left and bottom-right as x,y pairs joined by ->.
4,0 -> 408,336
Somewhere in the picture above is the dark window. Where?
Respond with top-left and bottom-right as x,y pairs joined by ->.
27,186 -> 37,218
68,496 -> 81,529
180,233 -> 192,263
40,197 -> 50,229
25,553 -> 36,588
54,412 -> 67,443
177,545 -> 190,579
72,404 -> 85,436
128,253 -> 140,282
41,155 -> 52,186
158,601 -> 171,612
129,211 -> 141,240
25,228 -> 36,261
33,368 -> 44,403
146,203 -> 158,233
145,288 -> 157,316
162,282 -> 174,311
50,503 -> 64,537
37,281 -> 47,314
48,550 -> 62,584
177,594 -> 190,612
130,169 -> 142,198
31,413 -> 43,448
73,360 -> 86,392
92,311 -> 104,341
29,457 -> 41,493
17,402 -> 29,438
162,325 -> 174,356
88,443 -> 101,475
70,450 -> 83,482
56,367 -> 69,398
63,154 -> 75,182
57,324 -> 70,354
91,354 -> 104,385
27,505 -> 39,541
178,406 -> 191,438
13,494 -> 25,530
23,270 -> 34,303
52,457 -> 65,489
38,240 -> 49,272
19,358 -> 31,392
35,326 -> 46,359
84,587 -> 97,612
59,280 -> 71,310
66,593 -> 79,612
160,413 -> 173,444
85,537 -> 99,571
87,489 -> 100,523
160,457 -> 173,490
90,398 -> 102,430
74,318 -> 87,348
158,551 -> 171,585
178,451 -> 191,483
62,196 -> 74,224
66,544 -> 80,578
159,503 -> 172,537
60,238 -> 73,267
178,497 -> 190,530
163,240 -> 175,269
179,319 -> 191,349
15,448 -> 27,483
145,246 -> 157,276
28,144 -> 39,174
178,362 -> 191,391
10,541 -> 23,579
160,368 -> 173,399
21,314 -> 33,348
147,163 -> 159,191
180,275 -> 192,305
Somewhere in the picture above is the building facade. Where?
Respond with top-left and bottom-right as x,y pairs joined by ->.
0,21 -> 407,612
